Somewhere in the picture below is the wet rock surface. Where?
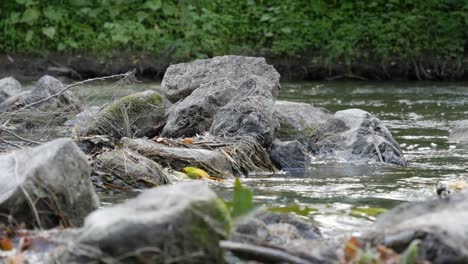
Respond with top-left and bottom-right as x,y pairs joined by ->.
55,181 -> 231,264
273,101 -> 331,146
0,138 -> 99,229
161,56 -> 280,145
364,191 -> 468,263
310,108 -> 407,166
269,139 -> 310,169
78,90 -> 166,140
0,77 -> 22,103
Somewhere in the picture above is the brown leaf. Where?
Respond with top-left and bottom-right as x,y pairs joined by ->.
344,236 -> 361,261
19,237 -> 30,252
376,245 -> 398,261
181,138 -> 194,144
0,237 -> 14,251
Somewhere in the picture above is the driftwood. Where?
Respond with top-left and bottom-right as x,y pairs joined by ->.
220,240 -> 313,264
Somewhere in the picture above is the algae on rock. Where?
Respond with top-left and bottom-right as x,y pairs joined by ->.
78,90 -> 166,139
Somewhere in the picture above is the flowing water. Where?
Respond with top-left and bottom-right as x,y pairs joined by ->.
21,80 -> 468,238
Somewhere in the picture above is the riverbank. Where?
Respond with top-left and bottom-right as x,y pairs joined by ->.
1,53 -> 467,82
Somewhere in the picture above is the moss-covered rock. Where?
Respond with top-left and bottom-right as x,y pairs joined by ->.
78,90 -> 166,139
273,101 -> 331,146
55,181 -> 231,264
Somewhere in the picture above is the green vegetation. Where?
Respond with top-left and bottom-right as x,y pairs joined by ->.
1,0 -> 466,65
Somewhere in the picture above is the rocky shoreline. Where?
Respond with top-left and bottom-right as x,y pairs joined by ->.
0,55 -> 466,263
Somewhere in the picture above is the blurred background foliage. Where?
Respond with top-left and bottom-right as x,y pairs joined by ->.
0,0 -> 466,63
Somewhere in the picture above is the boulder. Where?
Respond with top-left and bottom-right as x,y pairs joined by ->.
55,181 -> 231,264
269,139 -> 310,169
122,137 -> 233,178
161,55 -> 280,102
0,77 -> 22,103
78,90 -> 166,139
449,120 -> 468,142
273,101 -> 331,145
310,109 -> 407,166
0,138 -> 99,228
364,191 -> 468,263
94,148 -> 169,189
64,106 -> 101,128
0,75 -> 80,112
161,56 -> 280,145
232,211 -> 321,246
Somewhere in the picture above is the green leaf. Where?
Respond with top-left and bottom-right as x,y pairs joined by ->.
144,0 -> 161,11
25,30 -> 33,42
260,14 -> 272,22
21,8 -> 40,25
399,240 -> 419,264
231,178 -> 253,218
42,27 -> 56,39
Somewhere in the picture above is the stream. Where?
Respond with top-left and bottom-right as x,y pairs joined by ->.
23,80 -> 468,238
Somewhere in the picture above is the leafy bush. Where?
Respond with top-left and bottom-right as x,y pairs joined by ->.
0,0 -> 466,63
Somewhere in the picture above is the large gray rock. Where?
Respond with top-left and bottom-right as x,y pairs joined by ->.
364,191 -> 468,263
273,101 -> 331,145
56,181 -> 231,263
0,138 -> 99,228
0,75 -> 80,112
94,148 -> 169,189
162,55 -> 280,102
449,120 -> 468,142
78,90 -> 166,139
161,56 -> 280,145
269,139 -> 310,169
0,77 -> 22,103
310,109 -> 407,166
122,137 -> 233,178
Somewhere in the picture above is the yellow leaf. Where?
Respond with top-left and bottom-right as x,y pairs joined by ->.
183,167 -> 209,179
344,236 -> 361,261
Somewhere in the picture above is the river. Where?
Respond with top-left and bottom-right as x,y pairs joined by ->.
45,80 -> 468,237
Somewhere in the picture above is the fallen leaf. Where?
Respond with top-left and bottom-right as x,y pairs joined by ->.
19,237 -> 30,252
344,236 -> 361,261
376,245 -> 398,261
181,138 -> 194,144
0,237 -> 14,251
183,167 -> 210,179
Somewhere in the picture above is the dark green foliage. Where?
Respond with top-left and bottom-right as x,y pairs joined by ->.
0,0 -> 466,62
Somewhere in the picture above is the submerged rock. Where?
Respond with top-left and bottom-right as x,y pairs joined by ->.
0,76 -> 22,103
310,109 -> 407,166
122,137 -> 233,178
56,181 -> 231,264
161,56 -> 280,145
273,101 -> 331,145
269,139 -> 310,169
364,191 -> 468,263
0,138 -> 99,228
78,90 -> 166,139
94,148 -> 169,189
449,120 -> 468,142
0,75 -> 80,112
